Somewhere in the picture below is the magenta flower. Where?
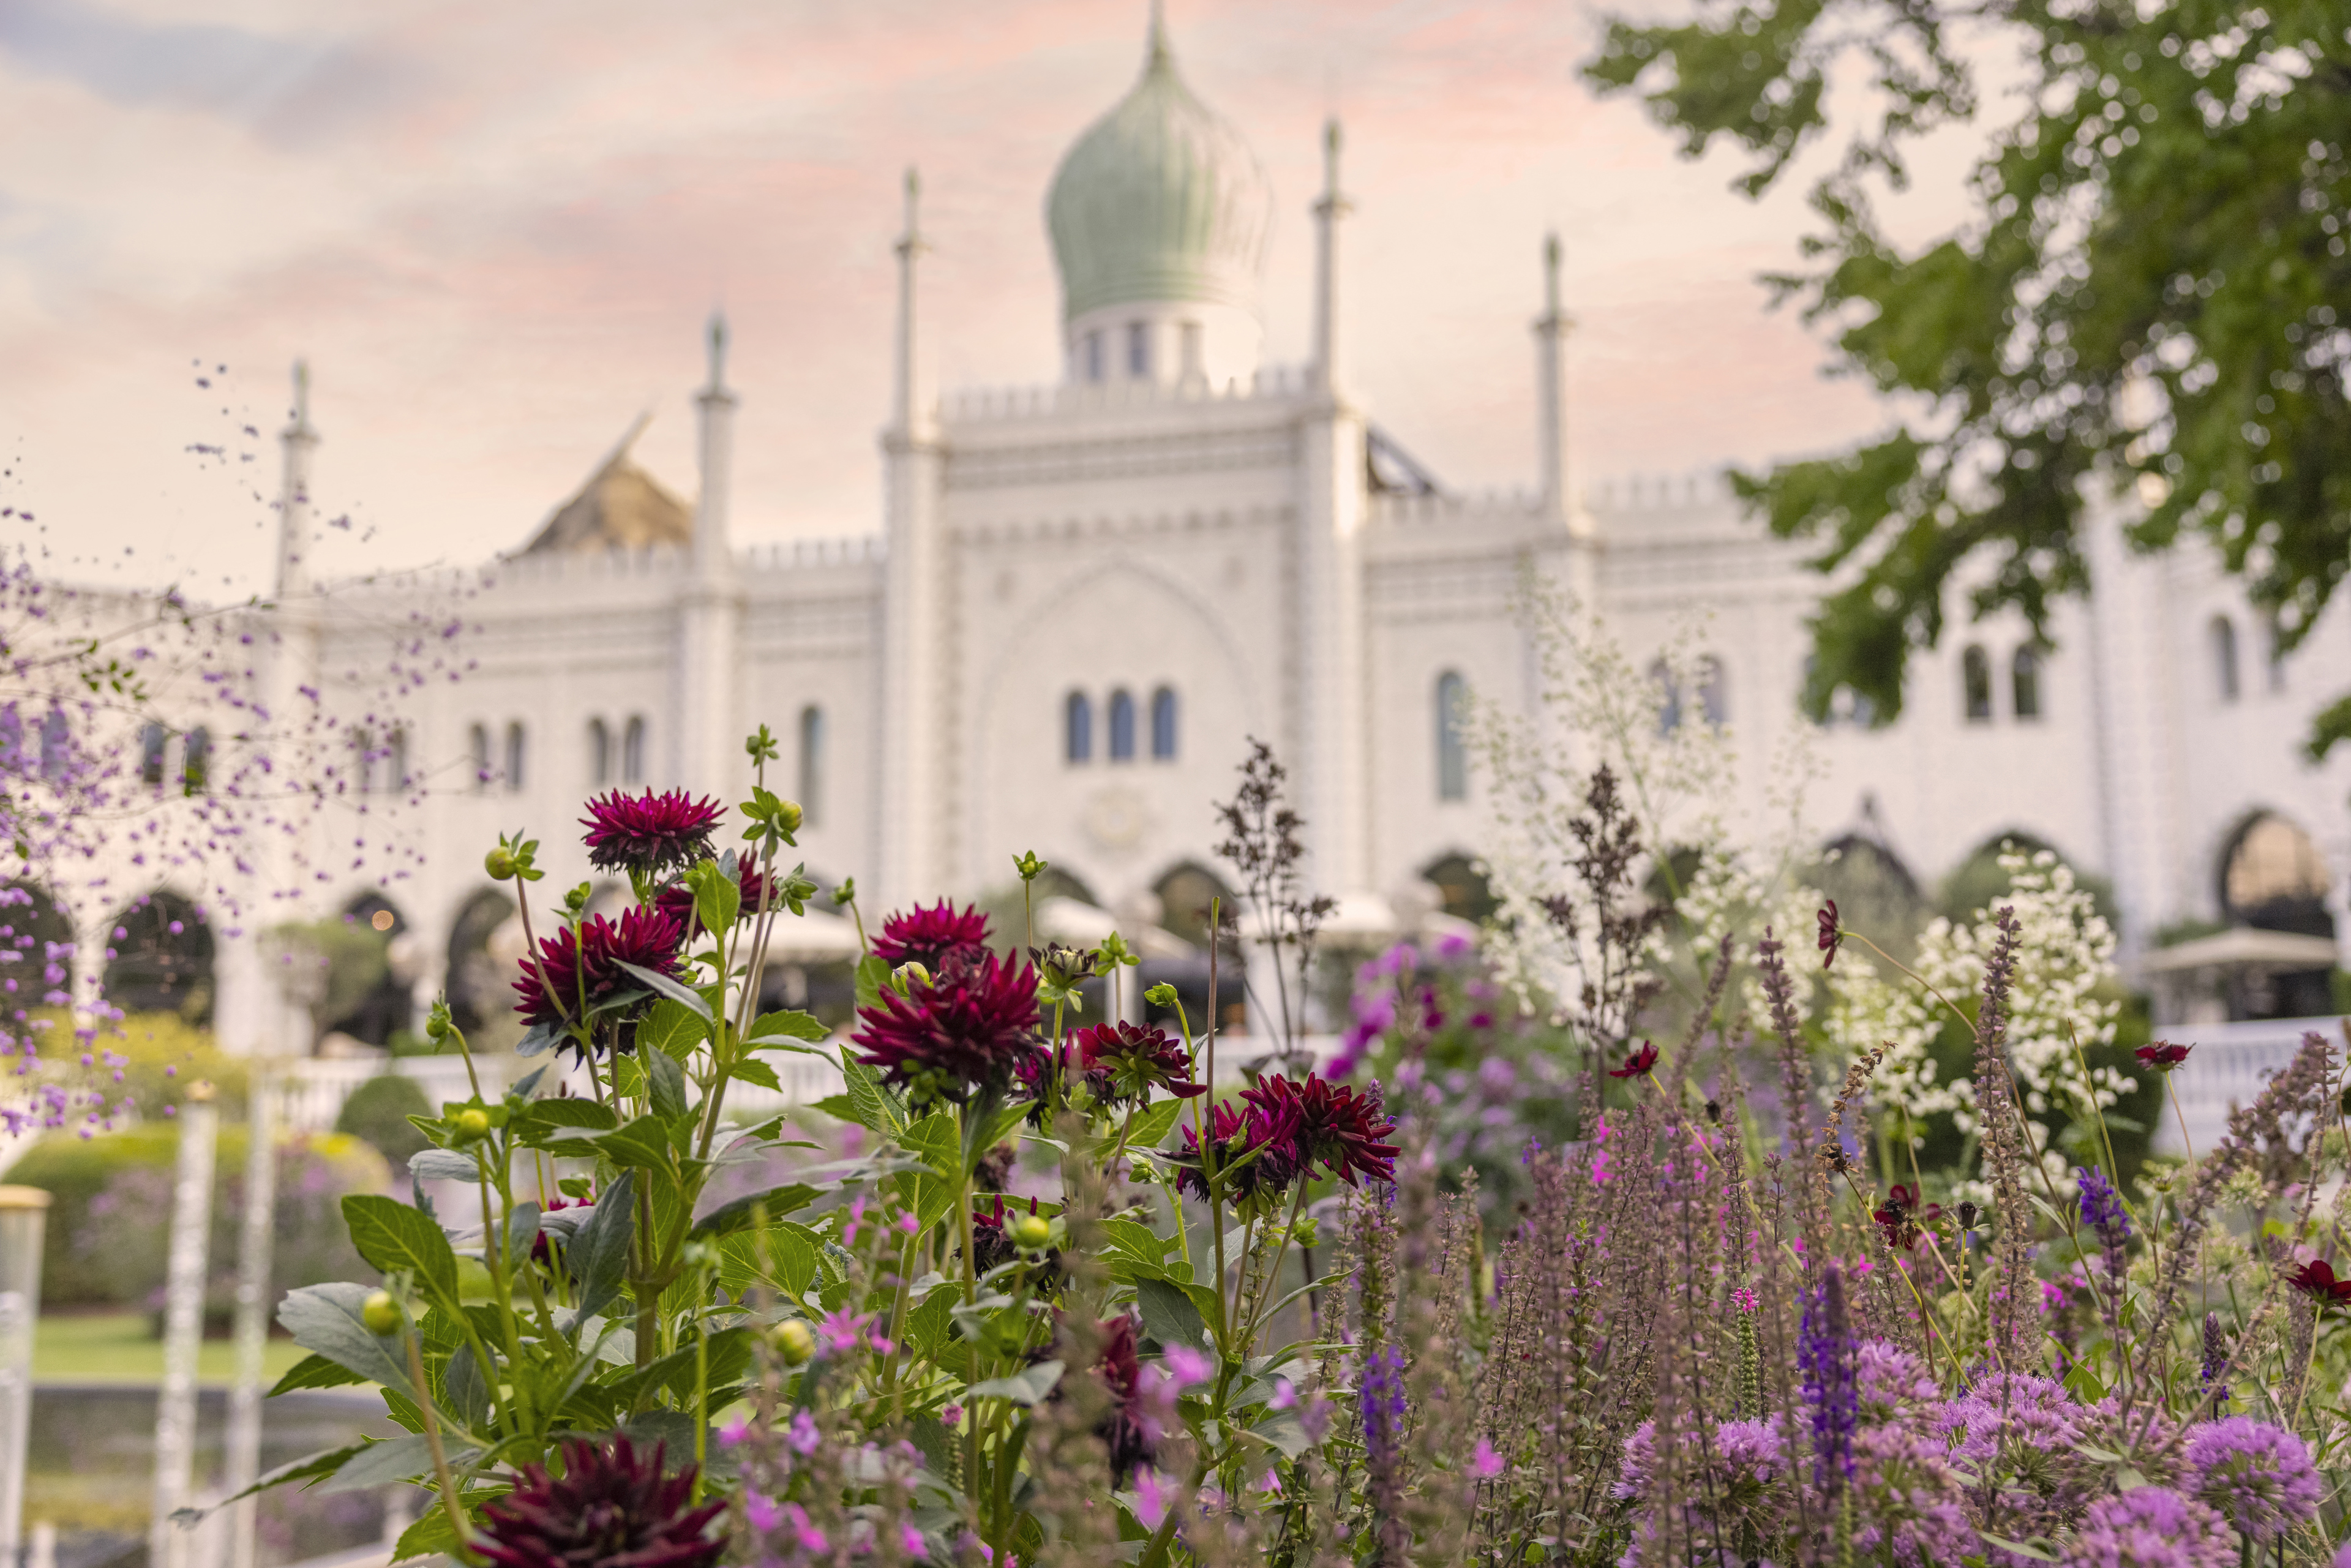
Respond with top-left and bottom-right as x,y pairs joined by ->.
512,906 -> 687,1054
1094,1315 -> 1155,1483
1171,1095 -> 1303,1208
2057,1487 -> 2235,1568
814,1307 -> 882,1357
476,1435 -> 724,1568
580,788 -> 724,874
871,901 -> 992,970
2184,1417 -> 2321,1539
852,950 -> 1043,1106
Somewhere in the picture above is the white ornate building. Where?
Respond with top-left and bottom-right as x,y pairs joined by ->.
73,13 -> 2351,1053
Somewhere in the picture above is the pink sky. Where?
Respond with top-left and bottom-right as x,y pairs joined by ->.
0,0 -> 1990,593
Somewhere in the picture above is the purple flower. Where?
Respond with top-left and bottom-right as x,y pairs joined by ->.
512,907 -> 687,1054
1360,1347 -> 1408,1469
2183,1417 -> 2321,1540
1798,1264 -> 1859,1492
2077,1166 -> 2131,1280
2199,1313 -> 2230,1410
1854,1339 -> 1938,1421
2056,1487 -> 2235,1568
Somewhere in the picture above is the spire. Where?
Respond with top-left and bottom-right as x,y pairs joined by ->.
694,314 -> 737,579
1310,119 -> 1351,396
1533,231 -> 1576,530
274,360 -> 318,598
705,311 -> 729,394
891,167 -> 934,438
1146,0 -> 1169,67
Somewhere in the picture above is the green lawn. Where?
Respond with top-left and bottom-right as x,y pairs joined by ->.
33,1310 -> 312,1386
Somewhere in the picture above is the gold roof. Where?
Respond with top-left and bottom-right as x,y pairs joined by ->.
518,415 -> 692,555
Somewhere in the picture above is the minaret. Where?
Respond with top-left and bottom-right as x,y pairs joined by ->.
1295,119 -> 1373,899
1310,122 -> 1351,394
876,170 -> 950,905
274,362 -> 317,598
1534,234 -> 1575,529
674,316 -> 742,803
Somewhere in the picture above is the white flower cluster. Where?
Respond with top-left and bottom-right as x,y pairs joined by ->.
1466,572 -> 1821,1025
1828,849 -> 2123,1136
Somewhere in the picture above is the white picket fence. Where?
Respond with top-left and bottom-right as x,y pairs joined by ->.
2154,1015 -> 2347,1155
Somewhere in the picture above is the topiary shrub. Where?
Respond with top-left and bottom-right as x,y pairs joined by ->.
332,1071 -> 435,1175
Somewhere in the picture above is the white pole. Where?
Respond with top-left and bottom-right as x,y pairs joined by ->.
224,1070 -> 278,1568
151,1084 -> 219,1568
0,1185 -> 51,1565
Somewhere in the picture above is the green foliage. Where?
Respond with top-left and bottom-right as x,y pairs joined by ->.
334,1072 -> 437,1172
1588,0 -> 2351,748
13,1124 -> 385,1310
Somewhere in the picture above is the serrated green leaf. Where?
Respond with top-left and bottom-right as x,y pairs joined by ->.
571,1170 -> 636,1324
730,1058 -> 782,1092
854,953 -> 893,1013
1135,1277 -> 1210,1351
342,1195 -> 459,1304
277,1283 -> 416,1397
646,1049 -> 689,1122
1127,1095 -> 1188,1152
266,1352 -> 366,1397
637,999 -> 706,1062
615,960 -> 712,1021
749,1008 -> 831,1043
597,1114 -> 678,1171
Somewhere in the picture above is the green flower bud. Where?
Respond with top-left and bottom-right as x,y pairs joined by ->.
771,1319 -> 816,1366
425,999 -> 454,1044
484,847 -> 517,882
361,1290 -> 402,1336
1144,983 -> 1179,1007
456,1108 -> 491,1139
1010,1213 -> 1052,1251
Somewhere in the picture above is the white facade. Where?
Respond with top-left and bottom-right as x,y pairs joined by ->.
112,18 -> 2351,1051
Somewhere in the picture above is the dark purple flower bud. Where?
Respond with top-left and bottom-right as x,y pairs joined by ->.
1360,1347 -> 1408,1469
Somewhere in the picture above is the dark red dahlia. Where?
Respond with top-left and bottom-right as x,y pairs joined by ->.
1059,1021 -> 1206,1105
530,1195 -> 585,1266
1246,1073 -> 1400,1188
1092,1314 -> 1155,1484
852,949 -> 1042,1105
970,1196 -> 1013,1276
2136,1040 -> 2192,1072
651,860 -> 769,937
580,789 -> 724,876
477,1435 -> 723,1568
2288,1258 -> 2351,1308
1817,899 -> 1842,969
512,906 -> 687,1052
1870,1184 -> 1941,1251
1171,1093 -> 1305,1207
1608,1041 -> 1659,1079
871,901 -> 992,970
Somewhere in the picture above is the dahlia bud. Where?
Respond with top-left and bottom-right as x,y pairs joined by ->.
1010,1213 -> 1052,1251
773,800 -> 804,836
1293,1215 -> 1321,1250
425,999 -> 454,1044
361,1289 -> 402,1336
771,1319 -> 816,1366
1957,1201 -> 1981,1231
484,846 -> 517,881
455,1108 -> 491,1139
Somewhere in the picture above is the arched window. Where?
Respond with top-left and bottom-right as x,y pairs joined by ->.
2267,620 -> 2289,692
387,729 -> 408,792
140,723 -> 168,787
2012,647 -> 2044,721
181,726 -> 209,795
468,724 -> 491,792
1150,688 -> 1178,760
1127,321 -> 1151,379
1962,645 -> 1993,722
1108,689 -> 1136,761
1436,671 -> 1468,801
1065,692 -> 1093,763
588,719 -> 610,788
352,727 -> 375,793
1650,660 -> 1682,736
1084,331 -> 1104,383
504,722 -> 527,792
622,716 -> 646,784
1698,656 -> 1728,727
2212,615 -> 2241,702
798,705 -> 825,828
